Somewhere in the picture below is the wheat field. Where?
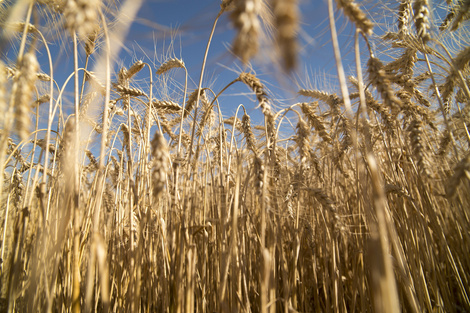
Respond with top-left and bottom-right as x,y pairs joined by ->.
0,0 -> 469,312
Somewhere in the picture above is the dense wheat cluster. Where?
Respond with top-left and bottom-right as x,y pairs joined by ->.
1,0 -> 469,312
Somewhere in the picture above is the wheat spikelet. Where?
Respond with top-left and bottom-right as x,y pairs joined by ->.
84,149 -> 98,173
184,89 -> 202,118
230,0 -> 262,64
14,52 -> 39,141
157,114 -> 175,138
85,70 -> 106,95
300,102 -> 332,144
242,113 -> 257,154
453,45 -> 470,70
121,123 -> 130,152
408,119 -> 430,177
284,184 -> 295,219
382,32 -> 433,54
398,0 -> 412,35
79,91 -> 98,118
338,115 -> 352,151
34,139 -> 56,154
411,87 -> 430,107
396,90 -> 434,125
239,72 -> 274,122
309,149 -> 323,181
335,0 -> 373,35
440,46 -> 470,109
36,72 -> 51,81
385,48 -> 417,79
117,67 -> 128,86
84,28 -> 99,56
295,117 -> 310,163
7,22 -> 39,34
196,91 -> 215,138
156,58 -> 185,75
367,57 -> 402,112
131,116 -> 143,138
224,116 -> 243,132
272,145 -> 283,180
272,0 -> 299,71
221,0 -> 236,11
440,9 -> 455,31
456,81 -> 470,103
112,83 -> 146,97
253,155 -> 264,193
152,99 -> 182,114
34,94 -> 51,107
413,0 -> 431,43
150,132 -> 170,198
437,129 -> 452,156
349,76 -> 396,131
212,130 -> 227,167
127,60 -> 145,79
5,66 -> 17,79
64,0 -> 101,40
450,0 -> 470,31
298,89 -> 341,116
440,0 -> 470,31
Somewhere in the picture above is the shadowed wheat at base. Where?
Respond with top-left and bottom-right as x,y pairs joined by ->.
0,0 -> 469,312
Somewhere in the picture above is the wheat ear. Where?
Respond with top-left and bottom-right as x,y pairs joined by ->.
230,0 -> 262,64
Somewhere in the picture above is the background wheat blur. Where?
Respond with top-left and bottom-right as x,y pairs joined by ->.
0,0 -> 469,312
